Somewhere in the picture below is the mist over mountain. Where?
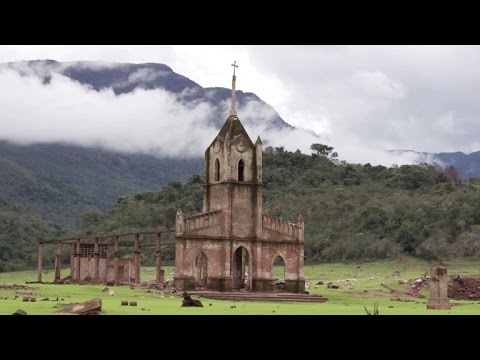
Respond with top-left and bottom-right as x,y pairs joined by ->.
0,59 -> 479,227
0,59 -> 291,131
389,150 -> 480,179
0,60 -> 303,225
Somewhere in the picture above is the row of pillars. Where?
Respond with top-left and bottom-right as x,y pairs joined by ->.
38,233 -> 164,285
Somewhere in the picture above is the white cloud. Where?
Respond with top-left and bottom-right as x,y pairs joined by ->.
0,67 -> 327,161
2,45 -> 480,165
351,71 -> 406,99
128,68 -> 164,83
0,69 -> 218,157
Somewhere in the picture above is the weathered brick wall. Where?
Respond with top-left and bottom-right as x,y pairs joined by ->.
77,258 -> 107,281
175,238 -> 230,279
106,259 -> 131,283
231,185 -> 256,237
175,237 -> 304,287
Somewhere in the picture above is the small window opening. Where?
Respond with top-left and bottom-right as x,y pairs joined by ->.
238,159 -> 245,182
215,159 -> 220,181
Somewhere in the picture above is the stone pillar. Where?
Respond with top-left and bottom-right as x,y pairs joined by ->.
173,238 -> 195,290
114,236 -> 119,284
203,150 -> 210,212
156,233 -> 164,286
214,238 -> 232,291
255,187 -> 263,239
175,209 -> 184,236
297,215 -> 305,242
75,239 -> 81,282
255,136 -> 263,240
37,242 -> 43,283
94,237 -> 100,283
134,234 -> 141,284
70,243 -> 75,278
54,241 -> 61,283
427,266 -> 451,310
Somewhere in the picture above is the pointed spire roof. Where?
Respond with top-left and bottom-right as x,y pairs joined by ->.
216,114 -> 254,146
208,62 -> 254,148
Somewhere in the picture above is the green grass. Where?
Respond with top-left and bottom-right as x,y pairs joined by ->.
1,257 -> 480,315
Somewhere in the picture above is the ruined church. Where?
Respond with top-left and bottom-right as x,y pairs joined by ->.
174,63 -> 305,293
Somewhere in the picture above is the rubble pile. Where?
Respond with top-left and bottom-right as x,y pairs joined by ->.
448,276 -> 480,300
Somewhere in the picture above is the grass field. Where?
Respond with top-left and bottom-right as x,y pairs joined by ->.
1,256 -> 480,315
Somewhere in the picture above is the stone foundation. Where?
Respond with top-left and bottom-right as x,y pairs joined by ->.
427,298 -> 451,310
285,279 -> 306,294
207,277 -> 232,291
173,276 -> 196,291
252,278 -> 273,292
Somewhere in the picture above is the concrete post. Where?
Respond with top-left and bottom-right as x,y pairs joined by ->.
156,233 -> 163,286
37,242 -> 43,283
75,239 -> 81,282
94,237 -> 100,283
54,241 -> 61,283
134,234 -> 141,284
114,236 -> 119,284
70,243 -> 75,279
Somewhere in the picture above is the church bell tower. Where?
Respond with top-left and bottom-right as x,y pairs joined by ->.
174,61 -> 305,293
202,61 -> 264,240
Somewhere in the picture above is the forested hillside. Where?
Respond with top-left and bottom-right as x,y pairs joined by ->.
0,196 -> 63,271
76,146 -> 480,262
4,144 -> 480,271
0,141 -> 203,225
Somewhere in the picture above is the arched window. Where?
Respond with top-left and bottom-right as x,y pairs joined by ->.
238,159 -> 245,182
214,159 -> 220,182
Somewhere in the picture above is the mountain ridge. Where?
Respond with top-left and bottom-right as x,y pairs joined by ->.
0,59 -> 291,130
1,59 -> 480,227
390,149 -> 480,178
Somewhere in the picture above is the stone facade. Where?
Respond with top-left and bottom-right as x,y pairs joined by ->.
174,105 -> 305,293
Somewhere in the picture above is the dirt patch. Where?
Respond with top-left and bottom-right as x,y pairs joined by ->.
397,274 -> 480,301
359,276 -> 430,299
191,291 -> 328,302
0,284 -> 35,290
400,278 -> 429,297
358,290 -> 398,298
448,276 -> 480,300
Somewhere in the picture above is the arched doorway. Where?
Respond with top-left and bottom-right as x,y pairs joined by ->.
272,255 -> 286,291
195,253 -> 208,287
232,246 -> 251,290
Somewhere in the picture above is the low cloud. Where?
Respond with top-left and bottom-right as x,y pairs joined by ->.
0,69 -> 217,157
3,46 -> 480,165
351,71 -> 406,100
112,68 -> 170,90
0,64 -> 427,167
0,67 -> 322,160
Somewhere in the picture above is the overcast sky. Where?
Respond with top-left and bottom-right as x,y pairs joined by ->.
1,45 -> 479,165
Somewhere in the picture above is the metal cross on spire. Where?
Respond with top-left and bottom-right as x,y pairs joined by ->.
231,60 -> 239,76
230,61 -> 239,116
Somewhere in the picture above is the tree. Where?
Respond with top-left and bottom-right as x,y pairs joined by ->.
310,143 -> 336,158
79,209 -> 105,229
445,165 -> 463,186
